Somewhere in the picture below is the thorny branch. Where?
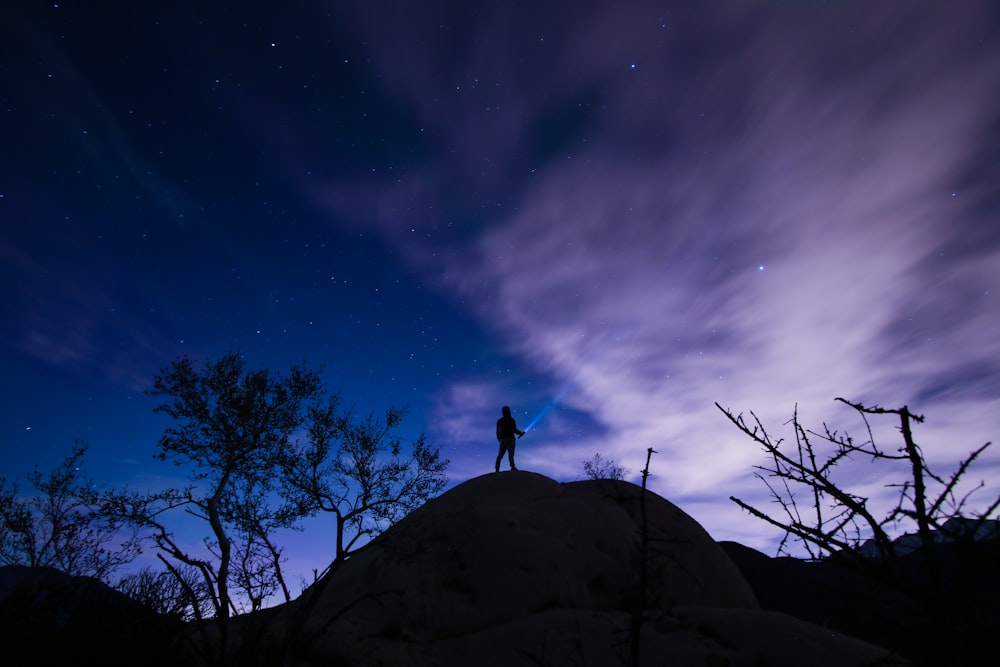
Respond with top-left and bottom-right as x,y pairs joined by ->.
717,398 -> 998,566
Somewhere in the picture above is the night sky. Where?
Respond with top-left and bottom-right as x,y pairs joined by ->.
3,1 -> 999,580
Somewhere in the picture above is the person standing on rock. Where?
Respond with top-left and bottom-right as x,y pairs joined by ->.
495,405 -> 525,472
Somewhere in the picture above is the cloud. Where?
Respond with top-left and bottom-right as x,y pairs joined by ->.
310,1 -> 1000,551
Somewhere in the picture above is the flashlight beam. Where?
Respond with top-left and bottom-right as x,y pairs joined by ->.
524,400 -> 557,432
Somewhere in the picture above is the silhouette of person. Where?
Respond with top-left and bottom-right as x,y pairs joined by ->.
495,405 -> 525,472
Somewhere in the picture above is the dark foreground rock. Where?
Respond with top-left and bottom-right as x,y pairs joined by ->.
2,473 -> 919,666
720,538 -> 1000,666
214,472 -> 908,666
0,565 -> 182,666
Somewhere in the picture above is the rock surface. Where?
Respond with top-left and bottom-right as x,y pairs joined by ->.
225,472 -> 909,666
721,538 -> 1000,666
0,565 -> 180,666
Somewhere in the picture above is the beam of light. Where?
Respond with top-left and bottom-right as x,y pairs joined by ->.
524,382 -> 574,433
524,399 -> 557,433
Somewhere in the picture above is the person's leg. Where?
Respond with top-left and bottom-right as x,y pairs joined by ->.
495,442 -> 506,472
508,439 -> 517,470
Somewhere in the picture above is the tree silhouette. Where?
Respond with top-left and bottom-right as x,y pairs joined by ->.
115,564 -> 213,621
278,401 -> 449,572
0,442 -> 141,580
94,351 -> 448,664
719,397 -> 1000,664
75,352 -> 333,666
717,398 -> 999,564
143,352 -> 326,619
581,452 -> 630,481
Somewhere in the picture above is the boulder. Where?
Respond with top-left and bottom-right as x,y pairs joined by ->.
225,472 -> 908,666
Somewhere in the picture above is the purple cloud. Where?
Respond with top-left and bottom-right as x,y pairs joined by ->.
306,1 -> 1000,551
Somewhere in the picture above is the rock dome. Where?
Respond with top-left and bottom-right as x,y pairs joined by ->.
224,472 -> 908,666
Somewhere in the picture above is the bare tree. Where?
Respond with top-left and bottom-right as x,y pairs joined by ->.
0,442 -> 141,580
82,352 -> 334,666
138,351 -> 327,621
581,453 -> 630,481
95,351 -> 448,664
264,396 -> 449,665
278,401 -> 449,572
116,564 -> 213,621
719,398 -> 1000,663
628,447 -> 656,667
718,398 -> 999,566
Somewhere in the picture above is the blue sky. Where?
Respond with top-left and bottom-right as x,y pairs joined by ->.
2,1 -> 999,585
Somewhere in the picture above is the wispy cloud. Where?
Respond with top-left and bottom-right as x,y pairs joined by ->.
311,1 -> 1000,552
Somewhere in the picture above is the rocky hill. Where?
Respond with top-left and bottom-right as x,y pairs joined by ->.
4,471 -> 933,666
721,533 -> 1000,666
0,564 -> 181,666
213,472 -> 908,666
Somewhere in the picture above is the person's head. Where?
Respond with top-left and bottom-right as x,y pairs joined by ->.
501,405 -> 511,418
